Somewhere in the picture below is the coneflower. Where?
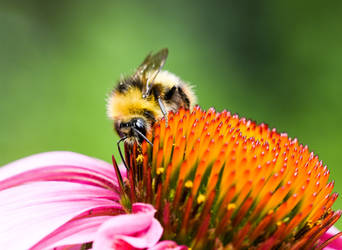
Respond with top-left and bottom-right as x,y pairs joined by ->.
115,106 -> 342,249
0,107 -> 340,249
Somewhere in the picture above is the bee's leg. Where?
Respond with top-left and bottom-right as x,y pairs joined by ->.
132,127 -> 153,147
158,97 -> 168,125
117,136 -> 129,170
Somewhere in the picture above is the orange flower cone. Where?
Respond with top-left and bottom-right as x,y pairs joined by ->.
115,106 -> 341,249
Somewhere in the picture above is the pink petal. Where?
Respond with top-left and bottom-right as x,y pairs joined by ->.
0,151 -> 126,191
115,219 -> 162,248
1,151 -> 115,178
148,241 -> 188,250
32,216 -> 113,249
92,203 -> 163,250
320,226 -> 342,250
0,181 -> 122,249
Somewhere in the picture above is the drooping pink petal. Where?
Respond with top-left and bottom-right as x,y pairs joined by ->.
0,181 -> 123,249
0,151 -> 126,190
319,226 -> 342,250
1,151 -> 119,177
92,203 -> 163,250
116,219 -> 162,248
0,152 -> 169,249
32,216 -> 115,249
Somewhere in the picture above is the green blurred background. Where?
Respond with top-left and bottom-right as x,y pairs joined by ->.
1,1 -> 342,225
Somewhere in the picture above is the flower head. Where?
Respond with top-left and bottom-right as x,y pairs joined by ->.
0,107 -> 341,249
118,106 -> 341,249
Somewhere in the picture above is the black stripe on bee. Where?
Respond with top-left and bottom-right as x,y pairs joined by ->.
164,86 -> 176,101
177,87 -> 190,109
151,84 -> 163,100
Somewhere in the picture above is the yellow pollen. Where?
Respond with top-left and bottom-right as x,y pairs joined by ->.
136,154 -> 144,164
156,167 -> 164,175
227,203 -> 236,211
267,210 -> 274,215
169,189 -> 175,200
307,220 -> 313,228
185,180 -> 193,188
276,221 -> 282,227
197,194 -> 206,204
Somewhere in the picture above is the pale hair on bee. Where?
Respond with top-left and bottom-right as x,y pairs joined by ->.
107,48 -> 197,152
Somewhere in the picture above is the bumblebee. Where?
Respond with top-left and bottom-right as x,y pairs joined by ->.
107,49 -> 197,151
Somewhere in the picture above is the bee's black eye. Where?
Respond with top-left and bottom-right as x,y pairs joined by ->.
133,119 -> 144,129
131,118 -> 147,143
118,118 -> 147,143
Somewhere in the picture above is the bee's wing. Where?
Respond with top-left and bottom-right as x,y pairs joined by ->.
136,53 -> 152,75
135,48 -> 169,98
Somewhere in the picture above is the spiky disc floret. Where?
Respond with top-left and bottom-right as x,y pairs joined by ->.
115,106 -> 341,249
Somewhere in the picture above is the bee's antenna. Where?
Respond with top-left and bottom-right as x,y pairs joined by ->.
117,136 -> 129,170
132,128 -> 153,147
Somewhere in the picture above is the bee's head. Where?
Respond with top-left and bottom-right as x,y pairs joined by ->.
115,117 -> 147,144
